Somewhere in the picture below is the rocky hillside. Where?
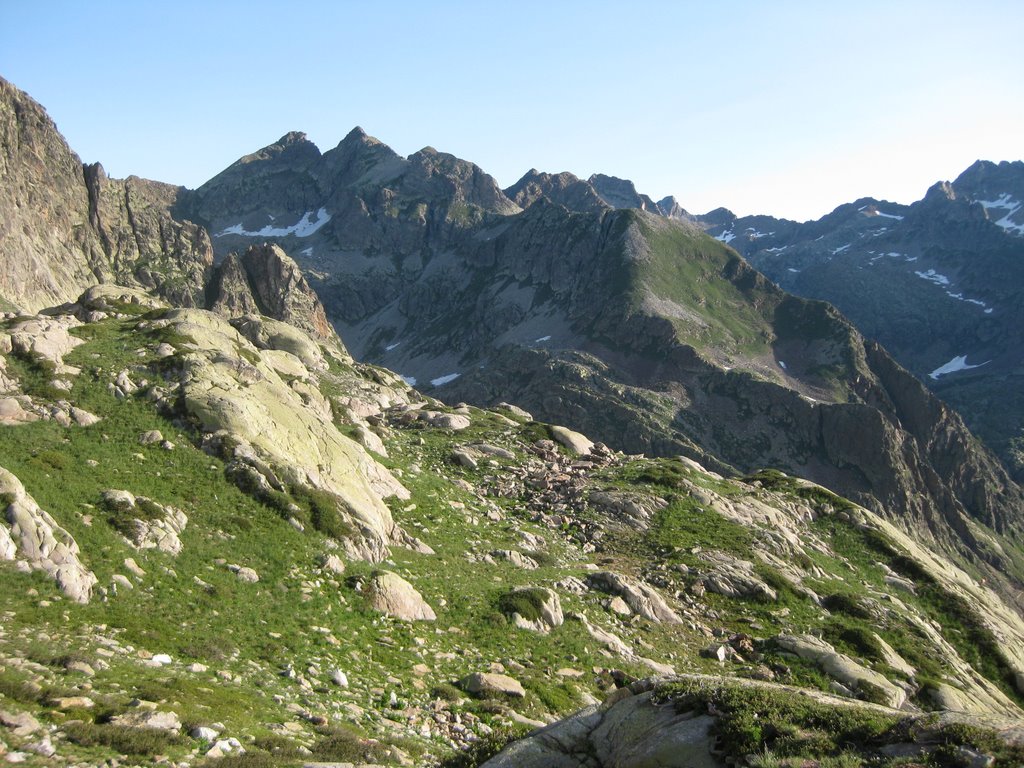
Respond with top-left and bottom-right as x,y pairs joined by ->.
3,287 -> 1024,767
3,76 -> 1024,767
176,127 -> 1024,604
696,161 -> 1024,483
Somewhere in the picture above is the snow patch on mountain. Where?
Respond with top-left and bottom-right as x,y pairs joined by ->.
216,208 -> 332,238
929,355 -> 990,380
978,194 -> 1024,235
915,269 -> 951,286
431,373 -> 461,387
715,230 -> 735,244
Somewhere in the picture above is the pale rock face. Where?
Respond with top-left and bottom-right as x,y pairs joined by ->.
586,571 -> 683,624
367,571 -> 436,621
0,466 -> 97,602
163,308 -> 409,561
7,315 -> 84,375
481,686 -> 719,767
775,634 -> 907,709
550,425 -> 594,455
459,672 -> 526,699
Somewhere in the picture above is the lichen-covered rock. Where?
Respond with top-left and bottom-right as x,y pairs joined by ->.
366,571 -> 436,621
0,466 -> 96,602
586,570 -> 682,624
458,672 -> 526,699
775,634 -> 906,709
163,308 -> 409,561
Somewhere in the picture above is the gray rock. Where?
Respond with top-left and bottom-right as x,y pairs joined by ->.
111,708 -> 182,732
481,689 -> 719,767
420,410 -> 471,430
550,425 -> 594,455
586,571 -> 682,624
366,571 -> 436,621
0,710 -> 41,737
139,430 -> 164,445
490,549 -> 539,570
505,587 -> 563,632
0,467 -> 97,602
775,634 -> 906,709
459,672 -> 526,699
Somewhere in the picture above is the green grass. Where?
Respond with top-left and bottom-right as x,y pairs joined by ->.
3,309 -> 1023,765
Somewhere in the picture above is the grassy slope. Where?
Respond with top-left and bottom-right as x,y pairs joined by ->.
0,310 -> 1020,767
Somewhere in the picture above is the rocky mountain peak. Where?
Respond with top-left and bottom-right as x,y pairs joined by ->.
504,168 -> 608,213
233,131 -> 321,169
588,173 -> 650,210
209,243 -> 342,350
924,179 -> 958,203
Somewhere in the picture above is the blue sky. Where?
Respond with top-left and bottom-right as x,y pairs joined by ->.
2,1 -> 1021,221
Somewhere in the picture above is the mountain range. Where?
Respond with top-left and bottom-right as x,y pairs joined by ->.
2,74 -> 1024,766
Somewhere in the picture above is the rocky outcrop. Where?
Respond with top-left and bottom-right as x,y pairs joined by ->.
366,571 -> 436,621
482,675 -> 1024,768
100,489 -> 188,555
586,571 -> 682,624
502,587 -> 564,633
159,308 -> 409,560
775,634 -> 907,709
209,243 -> 341,348
0,466 -> 96,602
481,680 -> 720,768
0,78 -> 211,312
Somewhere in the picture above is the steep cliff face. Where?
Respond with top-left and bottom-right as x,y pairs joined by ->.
706,162 -> 1024,480
208,243 -> 340,348
0,77 -> 213,312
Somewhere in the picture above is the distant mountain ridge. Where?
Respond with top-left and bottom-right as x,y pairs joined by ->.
696,160 -> 1024,481
168,120 -> 1024,602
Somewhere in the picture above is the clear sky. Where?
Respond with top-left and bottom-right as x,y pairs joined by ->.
2,1 -> 1021,222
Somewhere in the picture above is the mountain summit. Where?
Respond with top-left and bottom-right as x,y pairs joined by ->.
178,126 -> 1024,604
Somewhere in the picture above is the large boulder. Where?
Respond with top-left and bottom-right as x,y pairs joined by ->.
586,571 -> 682,624
0,466 -> 97,602
366,571 -> 436,621
459,672 -> 526,699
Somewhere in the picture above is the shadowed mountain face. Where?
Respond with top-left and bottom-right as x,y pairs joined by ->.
178,130 -> 1024,598
696,161 -> 1024,481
